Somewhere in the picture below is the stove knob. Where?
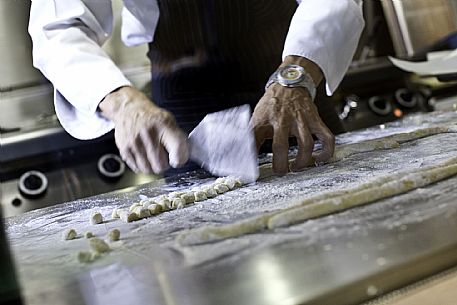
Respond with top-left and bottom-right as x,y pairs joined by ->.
368,95 -> 392,116
97,154 -> 125,180
18,171 -> 48,198
395,88 -> 418,108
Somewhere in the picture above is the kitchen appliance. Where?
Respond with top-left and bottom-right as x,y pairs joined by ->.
381,0 -> 457,57
0,0 -> 157,217
0,0 -> 47,90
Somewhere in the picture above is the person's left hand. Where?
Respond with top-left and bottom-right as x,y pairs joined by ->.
250,58 -> 335,175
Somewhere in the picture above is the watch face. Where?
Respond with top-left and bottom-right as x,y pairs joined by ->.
278,65 -> 304,85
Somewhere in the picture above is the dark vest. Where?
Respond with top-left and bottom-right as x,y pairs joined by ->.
148,0 -> 297,132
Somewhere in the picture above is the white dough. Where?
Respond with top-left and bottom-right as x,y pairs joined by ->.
90,212 -> 103,225
201,186 -> 217,198
132,206 -> 151,219
157,196 -> 172,211
119,210 -> 139,223
107,229 -> 120,241
213,183 -> 229,194
147,203 -> 162,215
171,198 -> 186,209
194,190 -> 208,202
63,228 -> 77,240
168,191 -> 185,199
84,232 -> 94,239
178,156 -> 457,246
180,192 -> 195,204
89,238 -> 110,253
140,198 -> 157,208
215,177 -> 226,184
222,177 -> 236,190
111,208 -> 120,219
233,177 -> 243,187
129,202 -> 142,212
77,251 -> 93,263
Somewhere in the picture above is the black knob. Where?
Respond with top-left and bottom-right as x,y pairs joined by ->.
97,154 -> 125,179
368,96 -> 392,116
18,171 -> 48,198
395,88 -> 418,108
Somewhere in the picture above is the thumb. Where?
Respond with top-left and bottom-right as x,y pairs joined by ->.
161,127 -> 190,168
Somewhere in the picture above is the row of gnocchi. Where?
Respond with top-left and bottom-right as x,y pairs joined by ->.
112,176 -> 243,223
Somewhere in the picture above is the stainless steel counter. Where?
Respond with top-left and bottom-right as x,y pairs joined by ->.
5,111 -> 457,305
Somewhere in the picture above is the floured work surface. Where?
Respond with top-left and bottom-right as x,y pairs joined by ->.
6,111 -> 457,305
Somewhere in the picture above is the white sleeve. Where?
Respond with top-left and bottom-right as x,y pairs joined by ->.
29,0 -> 132,140
283,0 -> 365,96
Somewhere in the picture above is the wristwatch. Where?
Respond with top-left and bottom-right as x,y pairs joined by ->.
265,64 -> 316,101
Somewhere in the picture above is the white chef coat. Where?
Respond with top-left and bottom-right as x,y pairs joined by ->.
28,0 -> 364,140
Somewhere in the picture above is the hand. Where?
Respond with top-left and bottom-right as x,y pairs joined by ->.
251,57 -> 335,175
99,86 -> 189,174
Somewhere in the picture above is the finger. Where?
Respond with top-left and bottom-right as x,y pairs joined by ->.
290,110 -> 314,172
253,125 -> 273,152
303,108 -> 335,163
132,136 -> 153,173
272,122 -> 290,175
250,96 -> 275,152
140,129 -> 170,174
122,148 -> 139,173
161,127 -> 189,168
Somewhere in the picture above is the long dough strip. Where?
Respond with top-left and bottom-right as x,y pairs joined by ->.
269,161 -> 457,229
177,154 -> 457,246
332,125 -> 456,162
259,125 -> 456,177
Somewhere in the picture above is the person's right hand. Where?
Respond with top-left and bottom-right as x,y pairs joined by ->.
99,86 -> 189,174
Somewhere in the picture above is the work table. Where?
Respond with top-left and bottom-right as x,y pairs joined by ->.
5,111 -> 457,305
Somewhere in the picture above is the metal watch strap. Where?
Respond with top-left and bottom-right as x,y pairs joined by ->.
265,66 -> 317,101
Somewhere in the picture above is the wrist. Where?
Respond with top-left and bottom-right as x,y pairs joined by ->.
99,86 -> 137,121
266,62 -> 317,100
281,55 -> 323,86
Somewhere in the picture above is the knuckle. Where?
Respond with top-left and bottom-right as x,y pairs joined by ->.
160,110 -> 176,126
323,130 -> 335,144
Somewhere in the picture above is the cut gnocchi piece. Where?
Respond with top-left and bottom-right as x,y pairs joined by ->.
132,206 -> 151,219
85,232 -> 95,239
108,229 -> 120,241
213,183 -> 229,194
201,186 -> 217,198
157,196 -> 172,211
63,228 -> 77,240
119,210 -> 139,223
222,177 -> 236,190
147,203 -> 162,215
89,238 -> 110,253
180,192 -> 195,204
77,251 -> 93,263
194,190 -> 207,202
129,202 -> 142,212
171,198 -> 186,209
168,191 -> 185,199
90,212 -> 103,225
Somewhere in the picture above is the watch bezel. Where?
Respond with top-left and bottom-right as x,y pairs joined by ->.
277,65 -> 306,87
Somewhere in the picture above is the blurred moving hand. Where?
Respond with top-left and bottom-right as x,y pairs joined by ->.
99,86 -> 189,174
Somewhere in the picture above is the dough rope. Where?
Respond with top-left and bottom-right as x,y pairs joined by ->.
177,155 -> 457,246
268,160 -> 457,229
258,125 -> 457,176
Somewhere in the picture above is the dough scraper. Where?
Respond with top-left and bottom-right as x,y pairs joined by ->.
188,104 -> 259,183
